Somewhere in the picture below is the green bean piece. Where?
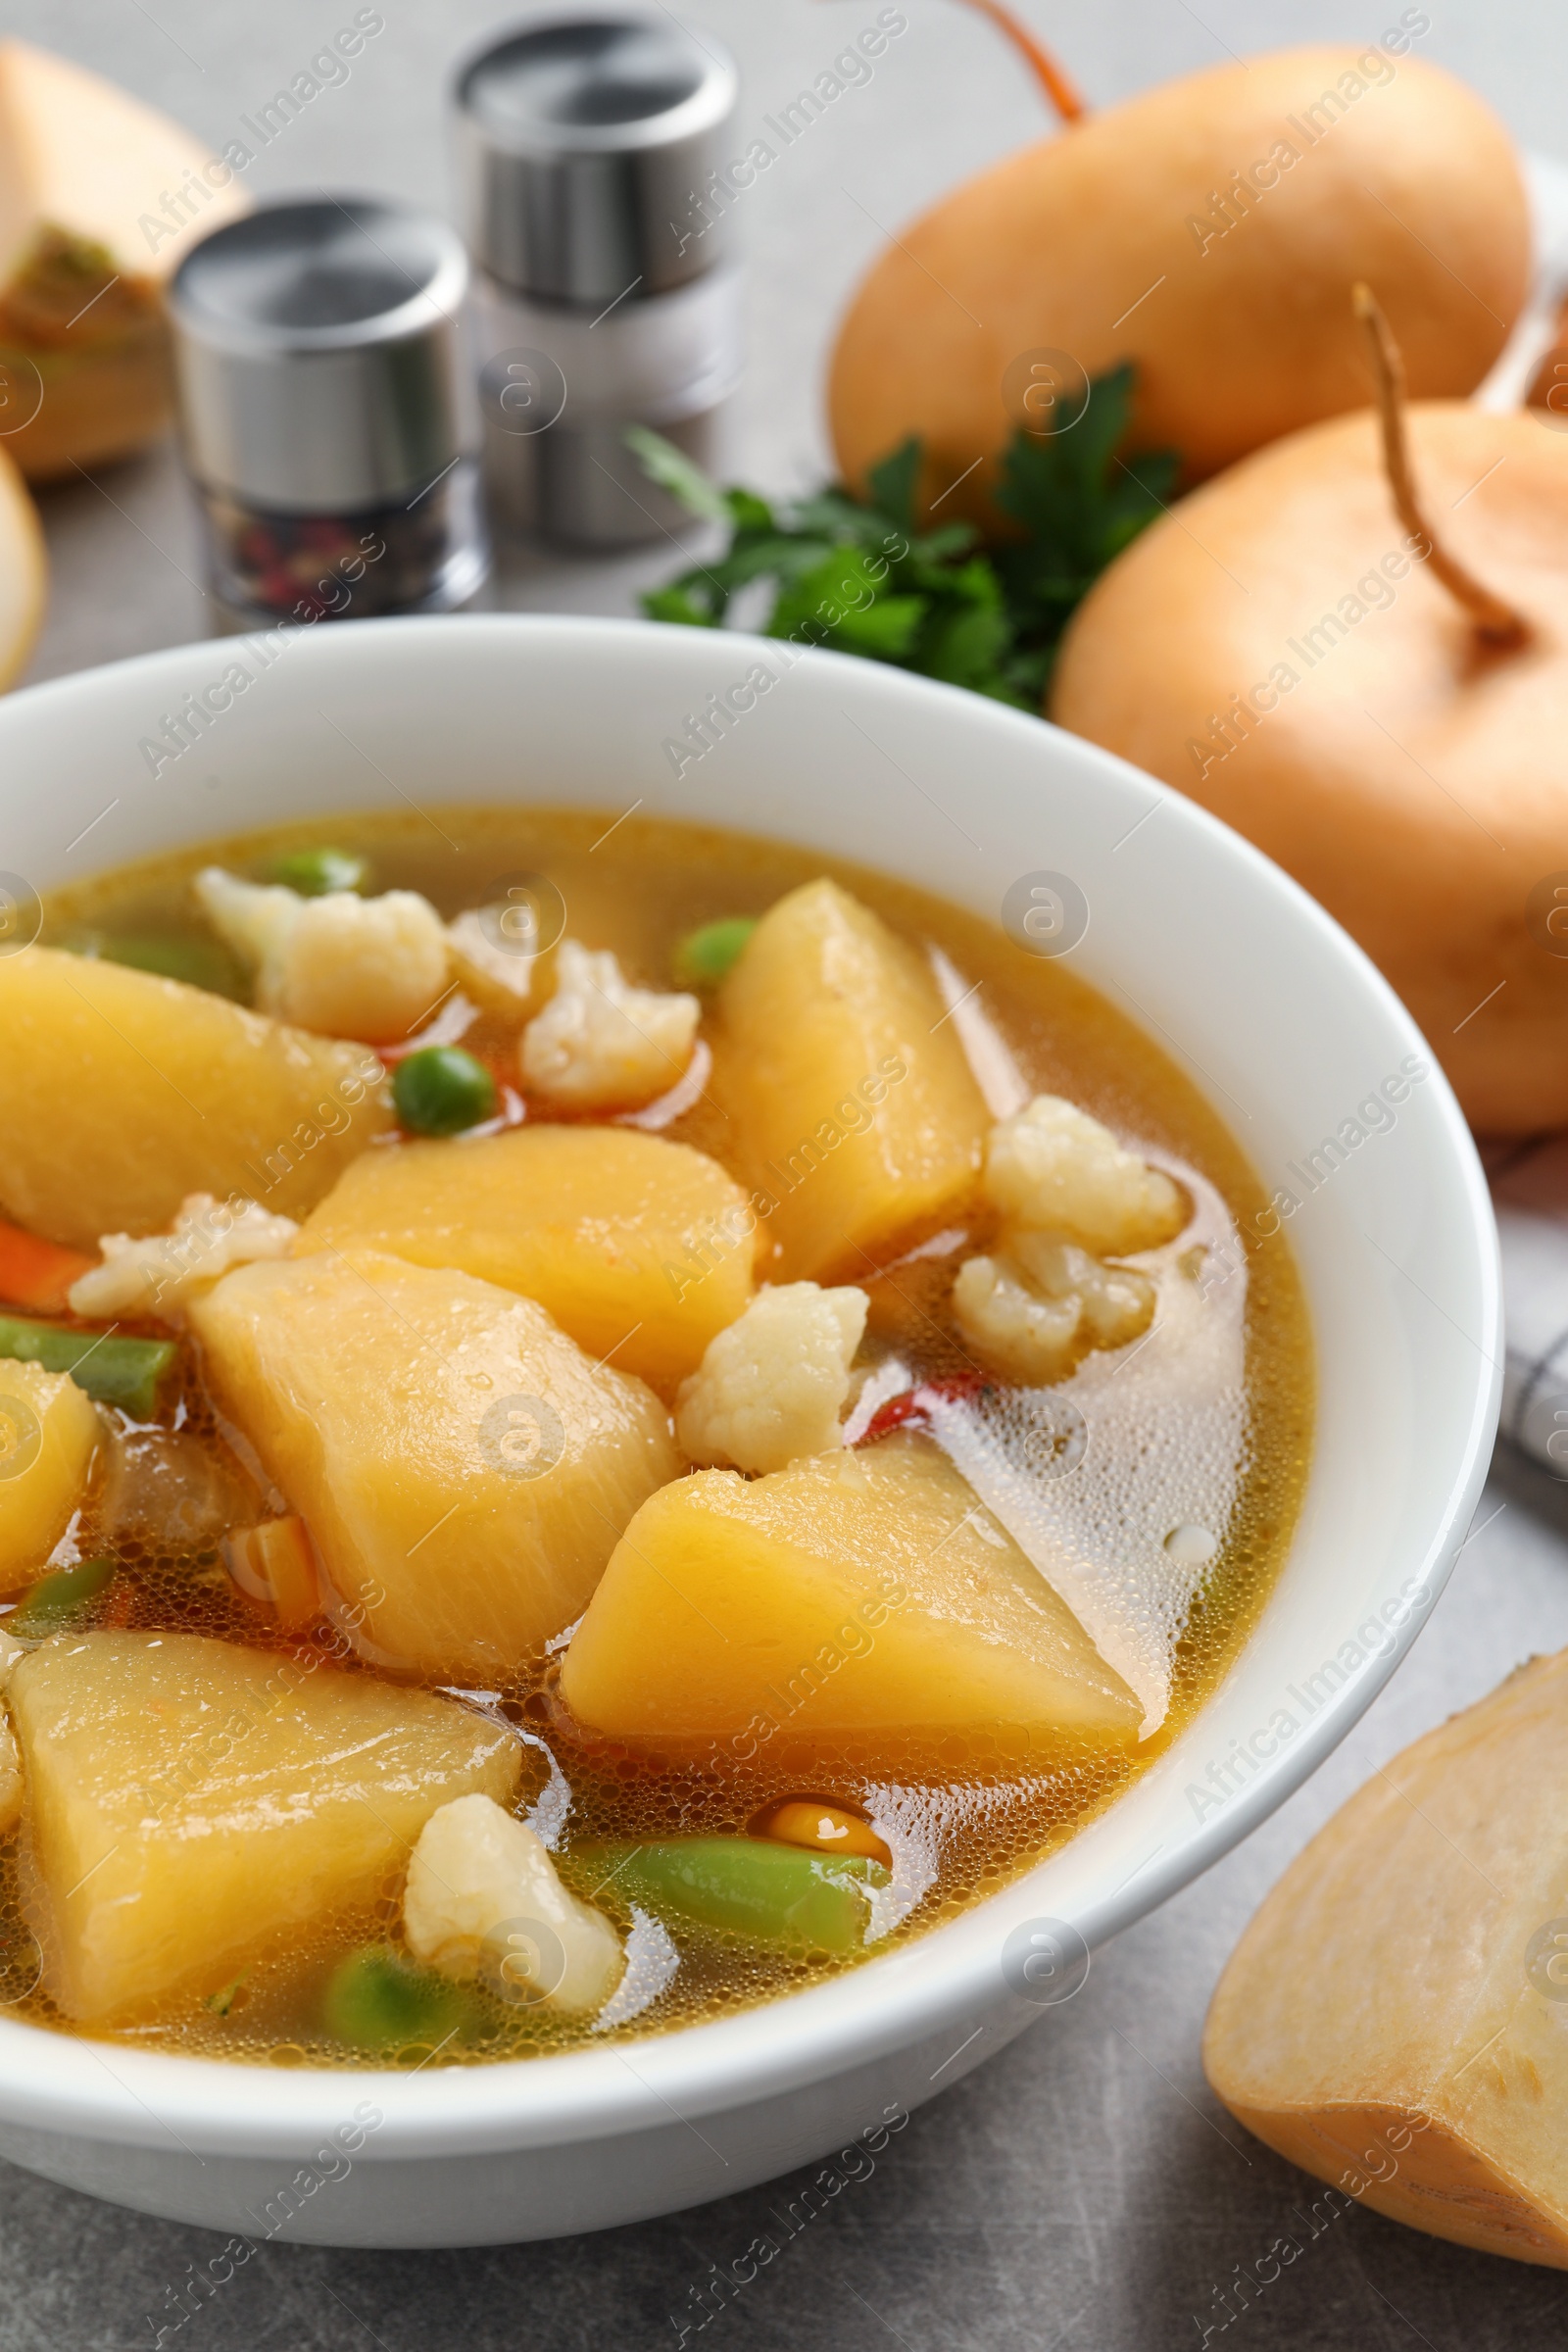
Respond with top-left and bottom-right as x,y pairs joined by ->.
672,916 -> 758,989
0,1314 -> 176,1418
322,1947 -> 468,2051
392,1047 -> 497,1137
269,847 -> 368,897
574,1838 -> 888,1955
6,1556 -> 118,1638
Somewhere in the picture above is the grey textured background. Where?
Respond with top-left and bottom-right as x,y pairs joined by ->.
4,2 -> 1566,2345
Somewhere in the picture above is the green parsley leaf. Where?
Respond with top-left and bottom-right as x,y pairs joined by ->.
630,374 -> 1176,710
623,424 -> 729,523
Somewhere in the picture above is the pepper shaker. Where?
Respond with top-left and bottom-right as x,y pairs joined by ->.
169,196 -> 488,631
453,13 -> 742,547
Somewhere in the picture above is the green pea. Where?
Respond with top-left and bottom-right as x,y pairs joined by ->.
7,1556 -> 118,1638
268,847 -> 368,898
392,1047 -> 497,1137
322,1947 -> 467,2051
572,1838 -> 888,1955
672,917 -> 757,989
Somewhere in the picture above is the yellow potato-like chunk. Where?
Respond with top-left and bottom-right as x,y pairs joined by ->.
1204,1646 -> 1568,2266
0,946 -> 390,1248
0,1705 -> 19,1835
0,1360 -> 99,1591
561,1432 -> 1139,1754
711,880 -> 989,1282
189,1250 -> 679,1681
10,1631 -> 520,2020
296,1125 -> 757,1394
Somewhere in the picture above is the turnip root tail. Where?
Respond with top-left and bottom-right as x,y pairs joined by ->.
942,0 -> 1087,123
1353,280 -> 1529,649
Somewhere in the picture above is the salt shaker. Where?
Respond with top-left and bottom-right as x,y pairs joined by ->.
168,197 -> 488,631
453,14 -> 742,547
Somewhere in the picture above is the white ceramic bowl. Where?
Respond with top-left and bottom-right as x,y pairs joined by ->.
0,616 -> 1498,2245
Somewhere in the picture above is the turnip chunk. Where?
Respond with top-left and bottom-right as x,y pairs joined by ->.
190,1249 -> 678,1681
10,1631 -> 521,2019
676,1282 -> 869,1475
0,1705 -> 20,1833
0,1363 -> 101,1592
194,866 -> 450,1044
1204,1645 -> 1568,2263
0,1641 -> 26,1835
520,941 -> 699,1110
403,1794 -> 623,2015
68,1193 -> 298,1324
983,1095 -> 1184,1256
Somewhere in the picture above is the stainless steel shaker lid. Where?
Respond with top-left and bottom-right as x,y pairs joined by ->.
454,14 -> 738,306
169,198 -> 472,513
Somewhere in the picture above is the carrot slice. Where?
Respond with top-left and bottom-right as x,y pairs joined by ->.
752,1799 -> 893,1870
0,1218 -> 96,1316
222,1515 -> 321,1629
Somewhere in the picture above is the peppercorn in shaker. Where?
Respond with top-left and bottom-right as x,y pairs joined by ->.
453,14 -> 741,547
168,197 -> 487,630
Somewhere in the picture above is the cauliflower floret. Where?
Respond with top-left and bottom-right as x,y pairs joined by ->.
1008,1232 -> 1156,1350
520,940 -> 699,1110
447,906 -> 537,1012
195,866 -> 449,1043
952,1253 -> 1080,1384
0,1705 -> 20,1834
403,1793 -> 622,2015
983,1095 -> 1185,1255
676,1281 -> 869,1475
192,866 -> 299,978
68,1194 -> 298,1325
284,891 -> 449,1042
953,1232 -> 1156,1385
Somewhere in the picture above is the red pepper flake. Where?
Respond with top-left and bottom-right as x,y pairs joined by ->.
856,1368 -> 993,1446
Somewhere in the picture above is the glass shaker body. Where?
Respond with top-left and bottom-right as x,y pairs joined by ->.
169,198 -> 488,633
473,263 -> 742,543
193,464 -> 487,634
454,15 -> 742,550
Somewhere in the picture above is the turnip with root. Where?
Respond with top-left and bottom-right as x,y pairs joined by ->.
1053,288 -> 1568,1134
828,5 -> 1529,521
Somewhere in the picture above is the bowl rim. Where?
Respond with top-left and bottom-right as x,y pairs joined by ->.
0,614 -> 1501,2157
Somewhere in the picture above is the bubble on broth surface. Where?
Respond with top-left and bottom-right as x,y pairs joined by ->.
0,1917 -> 41,2003
592,1908 -> 680,2032
1164,1523 -> 1220,1569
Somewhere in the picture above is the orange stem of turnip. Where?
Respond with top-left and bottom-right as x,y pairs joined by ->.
1352,281 -> 1528,650
943,0 -> 1088,122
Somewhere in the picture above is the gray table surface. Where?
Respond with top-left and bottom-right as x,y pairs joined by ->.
4,2 -> 1566,2344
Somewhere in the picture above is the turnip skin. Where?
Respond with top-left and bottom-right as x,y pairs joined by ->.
1052,404 -> 1568,1135
829,48 -> 1529,520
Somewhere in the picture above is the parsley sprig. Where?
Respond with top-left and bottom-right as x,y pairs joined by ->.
631,367 -> 1177,710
